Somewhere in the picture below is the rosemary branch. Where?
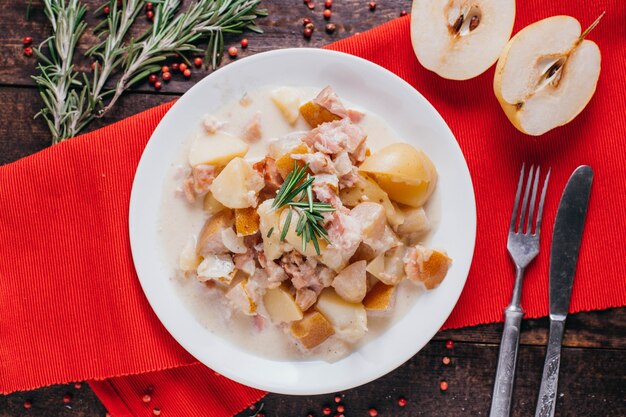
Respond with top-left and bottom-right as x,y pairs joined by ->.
32,0 -> 90,144
99,0 -> 267,117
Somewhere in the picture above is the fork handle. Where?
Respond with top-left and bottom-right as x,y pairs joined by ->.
534,318 -> 566,417
489,306 -> 524,417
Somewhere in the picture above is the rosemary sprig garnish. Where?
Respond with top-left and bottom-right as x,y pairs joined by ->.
272,162 -> 335,255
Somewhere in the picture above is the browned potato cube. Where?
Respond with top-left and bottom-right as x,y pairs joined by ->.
235,207 -> 260,236
275,143 -> 310,179
291,311 -> 335,349
299,101 -> 342,128
363,282 -> 395,312
196,210 -> 234,256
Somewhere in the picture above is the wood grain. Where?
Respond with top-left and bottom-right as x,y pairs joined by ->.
0,1 -> 624,416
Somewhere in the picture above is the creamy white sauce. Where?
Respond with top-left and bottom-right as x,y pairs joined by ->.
159,86 -> 437,361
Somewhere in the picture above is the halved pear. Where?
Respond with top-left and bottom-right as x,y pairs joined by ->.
410,0 -> 515,80
494,15 -> 602,136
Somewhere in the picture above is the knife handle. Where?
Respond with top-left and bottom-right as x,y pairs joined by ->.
535,318 -> 566,417
489,306 -> 524,417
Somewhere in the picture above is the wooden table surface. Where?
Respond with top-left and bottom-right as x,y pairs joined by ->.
1,1 -> 624,416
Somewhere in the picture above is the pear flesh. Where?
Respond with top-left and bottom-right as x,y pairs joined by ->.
494,16 -> 601,136
410,0 -> 516,80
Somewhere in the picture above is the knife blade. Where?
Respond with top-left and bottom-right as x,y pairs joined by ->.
549,165 -> 593,320
535,165 -> 593,417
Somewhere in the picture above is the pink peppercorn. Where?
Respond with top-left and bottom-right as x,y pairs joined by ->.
440,380 -> 449,391
446,340 -> 454,349
369,408 -> 378,417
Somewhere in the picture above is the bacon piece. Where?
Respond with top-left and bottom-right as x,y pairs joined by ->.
295,288 -> 317,311
292,152 -> 336,175
253,157 -> 283,201
192,164 -> 217,194
302,119 -> 367,162
313,86 -> 365,124
202,115 -> 224,134
243,113 -> 262,143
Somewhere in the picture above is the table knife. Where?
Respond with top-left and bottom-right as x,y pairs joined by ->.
534,165 -> 593,417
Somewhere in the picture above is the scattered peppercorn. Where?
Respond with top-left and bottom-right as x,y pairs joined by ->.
183,68 -> 191,78
307,2 -> 315,9
303,27 -> 313,38
440,380 -> 449,391
325,0 -> 332,8
303,0 -> 310,3
241,38 -> 249,48
146,10 -> 154,20
323,9 -> 331,19
398,397 -> 407,407
23,401 -> 32,409
257,414 -> 265,417
143,394 -> 152,403
179,63 -> 188,72
103,6 -> 110,14
74,382 -> 82,389
369,408 -> 378,417
23,36 -> 33,46
325,23 -> 336,33
62,394 -> 71,404
171,62 -> 180,71
152,408 -> 161,416
337,405 -> 344,412
368,2 -> 376,11
193,57 -> 203,68
148,74 -> 158,84
23,47 -> 33,57
305,22 -> 315,30
400,9 -> 408,16
334,395 -> 341,403
446,340 -> 454,349
303,17 -> 312,25
322,406 -> 331,415
161,65 -> 170,74
145,2 -> 153,10
442,356 -> 451,365
228,46 -> 238,57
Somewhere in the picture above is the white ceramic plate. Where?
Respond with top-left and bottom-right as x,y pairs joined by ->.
129,48 -> 476,395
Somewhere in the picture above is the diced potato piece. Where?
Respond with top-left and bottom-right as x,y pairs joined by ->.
257,200 -> 284,260
339,174 -> 403,227
363,281 -> 395,312
299,101 -> 342,128
264,286 -> 304,323
196,210 -> 234,256
235,207 -> 260,236
315,289 -> 367,343
332,261 -> 367,303
278,209 -> 327,257
211,157 -> 264,209
349,202 -> 386,241
225,279 -> 256,315
405,246 -> 452,289
397,206 -> 430,236
179,239 -> 202,272
188,131 -> 249,167
221,227 -> 247,254
203,192 -> 226,216
271,87 -> 302,125
360,143 -> 438,207
197,254 -> 235,283
366,246 -> 407,285
268,133 -> 306,160
291,311 -> 335,349
275,143 -> 310,179
350,242 -> 378,263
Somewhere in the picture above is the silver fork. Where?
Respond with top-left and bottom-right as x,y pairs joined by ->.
489,165 -> 550,417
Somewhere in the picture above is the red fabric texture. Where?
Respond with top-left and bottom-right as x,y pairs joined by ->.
1,0 -> 625,415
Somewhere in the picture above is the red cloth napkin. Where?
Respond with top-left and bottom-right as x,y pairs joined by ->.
1,0 -> 625,415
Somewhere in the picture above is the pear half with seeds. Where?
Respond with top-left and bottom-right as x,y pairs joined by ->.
410,0 -> 516,80
494,15 -> 603,136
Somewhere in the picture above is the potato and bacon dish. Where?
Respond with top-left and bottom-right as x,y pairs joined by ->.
177,86 -> 451,355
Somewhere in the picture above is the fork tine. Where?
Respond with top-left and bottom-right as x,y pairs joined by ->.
509,164 -> 525,233
535,168 -> 551,234
526,166 -> 541,234
518,165 -> 535,233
